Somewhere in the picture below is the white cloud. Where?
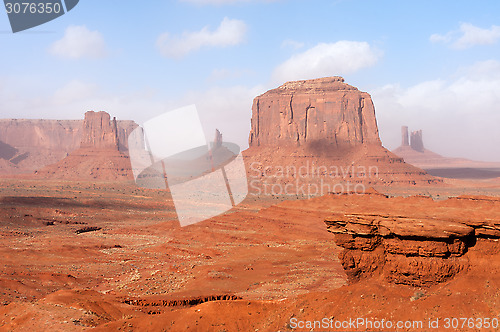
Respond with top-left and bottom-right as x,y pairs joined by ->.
52,80 -> 99,105
49,25 -> 108,59
207,68 -> 253,82
280,39 -> 304,50
429,32 -> 452,44
430,23 -> 500,49
272,41 -> 381,84
455,23 -> 500,48
372,60 -> 500,162
456,59 -> 500,80
156,17 -> 247,58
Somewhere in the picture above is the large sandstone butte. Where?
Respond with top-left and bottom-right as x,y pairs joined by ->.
35,111 -> 133,181
249,77 -> 380,147
0,118 -> 137,175
245,77 -> 440,189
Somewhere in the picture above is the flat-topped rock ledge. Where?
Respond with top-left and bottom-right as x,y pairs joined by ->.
325,210 -> 500,286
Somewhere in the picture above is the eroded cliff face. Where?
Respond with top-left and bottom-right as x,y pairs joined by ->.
80,111 -> 119,150
35,111 -> 133,181
324,195 -> 500,286
0,119 -> 82,174
0,116 -> 137,175
0,119 -> 82,152
249,77 -> 380,148
244,77 -> 440,188
117,120 -> 139,153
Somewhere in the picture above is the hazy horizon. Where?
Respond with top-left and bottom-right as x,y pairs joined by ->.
1,1 -> 499,162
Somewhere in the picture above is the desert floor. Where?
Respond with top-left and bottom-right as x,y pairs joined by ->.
0,178 -> 499,331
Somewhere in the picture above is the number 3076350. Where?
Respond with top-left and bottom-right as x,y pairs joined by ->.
5,2 -> 62,14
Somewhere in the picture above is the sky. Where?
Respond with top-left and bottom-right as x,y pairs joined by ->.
1,0 -> 500,162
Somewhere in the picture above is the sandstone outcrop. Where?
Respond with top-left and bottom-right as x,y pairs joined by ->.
35,111 -> 133,181
410,130 -> 424,152
0,119 -> 82,152
245,77 -> 440,190
249,77 -> 380,148
401,126 -> 409,146
324,194 -> 500,286
0,119 -> 81,174
0,117 -> 138,175
80,111 -> 119,150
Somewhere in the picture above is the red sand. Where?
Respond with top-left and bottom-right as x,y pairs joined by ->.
0,179 -> 499,331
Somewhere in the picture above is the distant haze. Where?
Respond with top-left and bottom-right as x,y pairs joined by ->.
1,1 -> 499,162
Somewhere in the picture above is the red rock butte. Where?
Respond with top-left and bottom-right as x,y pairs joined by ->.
249,76 -> 380,147
35,111 -> 134,181
0,116 -> 136,175
245,77 -> 440,188
79,111 -> 119,150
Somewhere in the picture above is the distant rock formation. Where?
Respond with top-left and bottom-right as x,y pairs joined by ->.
245,77 -> 440,189
35,111 -> 133,181
393,126 -> 500,172
80,111 -> 119,150
401,126 -> 409,146
400,126 -> 425,152
410,130 -> 424,152
0,117 -> 138,175
213,129 -> 223,149
249,77 -> 380,148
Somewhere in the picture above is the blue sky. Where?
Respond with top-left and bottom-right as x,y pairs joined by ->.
1,0 -> 500,161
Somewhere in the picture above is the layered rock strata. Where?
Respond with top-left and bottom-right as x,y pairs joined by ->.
245,77 -> 440,190
325,198 -> 500,286
249,77 -> 380,148
0,117 -> 137,174
35,111 -> 133,181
